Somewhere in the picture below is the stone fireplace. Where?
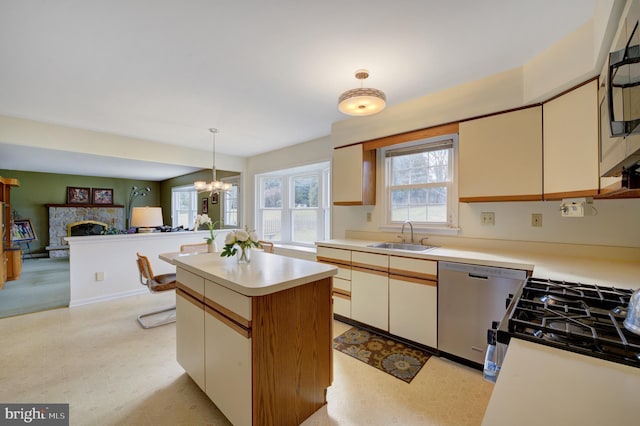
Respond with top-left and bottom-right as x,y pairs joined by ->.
47,204 -> 124,257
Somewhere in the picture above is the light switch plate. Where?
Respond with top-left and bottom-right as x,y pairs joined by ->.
531,213 -> 542,227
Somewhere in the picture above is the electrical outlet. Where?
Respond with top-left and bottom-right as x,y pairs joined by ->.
95,272 -> 105,281
531,213 -> 543,227
366,212 -> 372,222
481,212 -> 495,225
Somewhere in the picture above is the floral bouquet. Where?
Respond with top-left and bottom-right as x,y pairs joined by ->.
193,214 -> 218,244
220,227 -> 260,258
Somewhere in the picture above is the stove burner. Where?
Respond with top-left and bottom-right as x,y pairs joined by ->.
505,277 -> 640,368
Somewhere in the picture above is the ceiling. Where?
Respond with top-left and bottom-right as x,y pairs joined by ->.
0,0 -> 597,180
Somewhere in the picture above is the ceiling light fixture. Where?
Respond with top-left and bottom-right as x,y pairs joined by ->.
338,69 -> 386,116
194,128 -> 232,196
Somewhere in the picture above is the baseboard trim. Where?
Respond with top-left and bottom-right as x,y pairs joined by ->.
69,288 -> 149,308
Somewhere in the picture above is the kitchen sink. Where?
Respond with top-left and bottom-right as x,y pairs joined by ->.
366,242 -> 436,252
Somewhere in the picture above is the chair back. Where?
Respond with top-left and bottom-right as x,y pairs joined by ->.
258,240 -> 274,253
136,252 -> 155,287
180,242 -> 208,253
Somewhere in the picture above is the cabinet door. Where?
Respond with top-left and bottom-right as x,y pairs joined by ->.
332,144 -> 376,205
176,291 -> 205,391
459,106 -> 543,201
205,307 -> 252,426
389,275 -> 437,348
351,267 -> 389,330
543,80 -> 599,199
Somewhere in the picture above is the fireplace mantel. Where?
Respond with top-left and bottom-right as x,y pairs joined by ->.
46,204 -> 125,208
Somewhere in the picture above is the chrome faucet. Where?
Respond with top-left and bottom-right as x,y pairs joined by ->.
399,221 -> 414,244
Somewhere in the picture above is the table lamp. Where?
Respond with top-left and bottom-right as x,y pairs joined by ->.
130,207 -> 163,233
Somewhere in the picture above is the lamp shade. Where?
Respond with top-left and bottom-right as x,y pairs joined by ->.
130,207 -> 163,228
338,88 -> 386,116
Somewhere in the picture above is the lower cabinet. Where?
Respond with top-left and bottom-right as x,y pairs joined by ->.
351,267 -> 389,330
176,290 -> 205,391
205,307 -> 252,426
389,275 -> 437,348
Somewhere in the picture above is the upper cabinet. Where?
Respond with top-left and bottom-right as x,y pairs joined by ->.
459,106 -> 543,202
543,79 -> 599,199
332,144 -> 376,205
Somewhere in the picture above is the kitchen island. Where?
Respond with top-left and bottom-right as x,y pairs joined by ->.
172,250 -> 337,426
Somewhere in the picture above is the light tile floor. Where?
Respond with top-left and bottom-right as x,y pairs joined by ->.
0,292 -> 494,425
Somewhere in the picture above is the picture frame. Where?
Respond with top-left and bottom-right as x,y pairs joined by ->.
11,219 -> 38,242
202,197 -> 208,213
211,193 -> 219,204
92,188 -> 114,205
67,186 -> 91,204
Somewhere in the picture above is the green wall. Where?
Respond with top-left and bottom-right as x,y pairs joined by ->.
0,169 -> 160,254
1,168 -> 240,254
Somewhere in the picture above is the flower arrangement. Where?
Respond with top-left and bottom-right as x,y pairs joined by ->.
220,227 -> 260,258
193,214 -> 218,244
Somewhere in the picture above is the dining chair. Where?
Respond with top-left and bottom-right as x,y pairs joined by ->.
135,252 -> 177,329
258,240 -> 274,253
179,242 -> 209,253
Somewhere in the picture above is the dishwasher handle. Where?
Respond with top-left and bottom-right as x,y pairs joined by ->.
468,273 -> 488,280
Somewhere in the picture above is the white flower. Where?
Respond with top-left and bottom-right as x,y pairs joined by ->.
235,230 -> 249,242
225,232 -> 235,245
249,231 -> 259,242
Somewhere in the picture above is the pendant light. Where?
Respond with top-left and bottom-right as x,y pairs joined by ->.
194,128 -> 232,195
338,69 -> 386,116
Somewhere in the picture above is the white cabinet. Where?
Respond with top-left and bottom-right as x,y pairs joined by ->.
176,269 -> 205,391
332,144 -> 376,205
459,106 -> 543,202
317,246 -> 352,318
543,79 -> 599,199
205,307 -> 252,426
388,257 -> 438,348
350,251 -> 389,330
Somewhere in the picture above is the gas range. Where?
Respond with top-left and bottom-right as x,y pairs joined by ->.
496,277 -> 640,368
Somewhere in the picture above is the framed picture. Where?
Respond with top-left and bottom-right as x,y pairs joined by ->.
202,197 -> 208,213
11,219 -> 37,242
67,187 -> 91,204
92,188 -> 114,205
211,193 -> 219,204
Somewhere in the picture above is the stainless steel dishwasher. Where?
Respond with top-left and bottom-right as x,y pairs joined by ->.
437,261 -> 527,365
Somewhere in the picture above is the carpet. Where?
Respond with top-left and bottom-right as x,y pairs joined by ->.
333,327 -> 430,383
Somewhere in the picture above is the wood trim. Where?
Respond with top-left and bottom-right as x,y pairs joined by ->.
204,296 -> 251,329
459,194 -> 543,203
204,304 -> 251,338
543,189 -> 599,201
351,264 -> 388,276
177,288 -> 204,309
177,281 -> 204,302
389,273 -> 437,287
44,203 -> 125,208
458,103 -> 542,124
596,187 -> 640,199
316,257 -> 351,267
332,288 -> 351,298
0,177 -> 19,186
362,148 -> 376,205
333,201 -> 366,206
362,122 -> 459,151
388,269 -> 437,282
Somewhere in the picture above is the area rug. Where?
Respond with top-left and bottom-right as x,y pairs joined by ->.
333,327 -> 430,383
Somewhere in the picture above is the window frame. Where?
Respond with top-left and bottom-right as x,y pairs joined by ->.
221,175 -> 241,228
381,134 -> 459,232
171,184 -> 198,229
255,162 -> 331,247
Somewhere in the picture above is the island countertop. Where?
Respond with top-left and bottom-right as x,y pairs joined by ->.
171,250 -> 337,297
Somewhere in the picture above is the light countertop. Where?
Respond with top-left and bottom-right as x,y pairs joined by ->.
316,239 -> 640,290
482,339 -> 640,426
169,250 -> 337,297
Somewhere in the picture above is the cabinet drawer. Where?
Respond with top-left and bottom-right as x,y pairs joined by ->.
352,251 -> 388,271
333,276 -> 351,293
177,268 -> 205,299
317,246 -> 352,264
333,294 -> 351,318
204,279 -> 252,326
389,256 -> 437,281
335,264 -> 351,280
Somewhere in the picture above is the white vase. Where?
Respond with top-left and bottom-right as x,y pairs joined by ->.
207,242 -> 215,253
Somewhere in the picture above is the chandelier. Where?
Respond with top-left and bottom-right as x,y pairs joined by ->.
194,128 -> 232,195
338,69 -> 386,116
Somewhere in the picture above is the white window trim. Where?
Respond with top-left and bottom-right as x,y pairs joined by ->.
380,133 -> 460,235
221,175 -> 241,228
171,184 -> 198,229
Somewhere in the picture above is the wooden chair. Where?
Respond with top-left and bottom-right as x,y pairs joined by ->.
258,240 -> 274,253
180,242 -> 209,253
135,252 -> 177,329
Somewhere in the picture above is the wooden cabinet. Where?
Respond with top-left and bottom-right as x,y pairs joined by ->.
350,251 -> 388,330
317,246 -> 352,318
176,269 -> 205,391
389,257 -> 437,348
332,144 -> 376,205
1,176 -> 21,289
543,79 -> 599,199
459,106 -> 543,202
